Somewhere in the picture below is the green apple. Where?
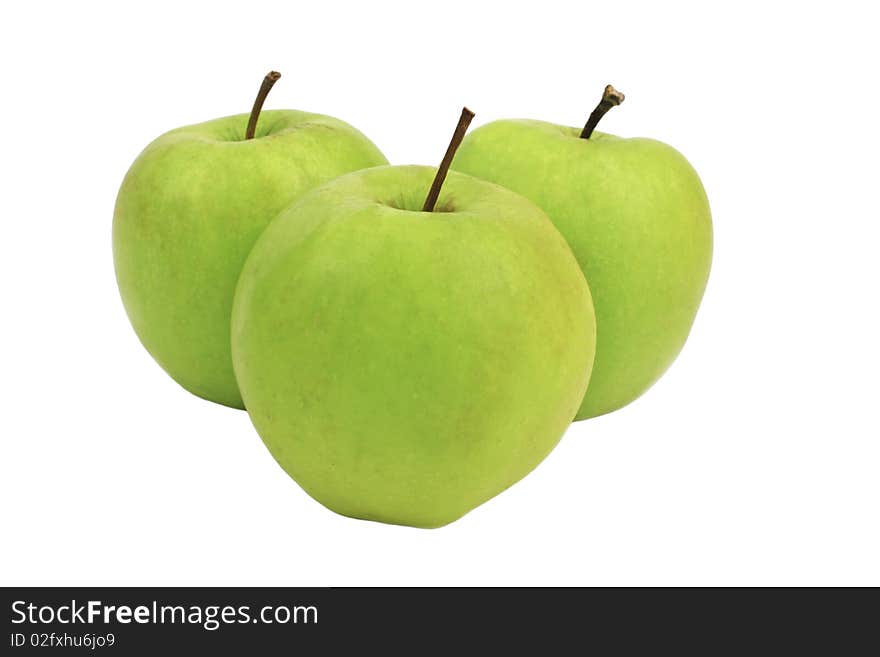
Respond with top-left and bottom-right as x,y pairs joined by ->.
113,72 -> 388,408
231,118 -> 596,527
453,86 -> 712,419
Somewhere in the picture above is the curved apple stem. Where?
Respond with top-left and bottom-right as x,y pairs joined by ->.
422,107 -> 476,212
580,85 -> 625,139
245,71 -> 282,140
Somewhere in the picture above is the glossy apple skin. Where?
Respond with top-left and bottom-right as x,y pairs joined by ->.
113,110 -> 388,408
231,166 -> 596,528
453,121 -> 712,419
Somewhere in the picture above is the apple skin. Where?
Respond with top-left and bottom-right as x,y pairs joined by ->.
113,110 -> 388,408
452,121 -> 712,419
231,165 -> 596,528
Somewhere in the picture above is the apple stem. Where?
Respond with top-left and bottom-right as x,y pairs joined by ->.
245,71 -> 282,140
422,107 -> 476,212
580,85 -> 625,139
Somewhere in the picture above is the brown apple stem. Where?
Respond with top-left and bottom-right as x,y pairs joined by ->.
580,85 -> 625,139
422,107 -> 476,212
245,71 -> 282,140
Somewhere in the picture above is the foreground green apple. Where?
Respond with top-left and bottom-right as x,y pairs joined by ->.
453,87 -> 712,419
231,110 -> 596,527
113,72 -> 388,408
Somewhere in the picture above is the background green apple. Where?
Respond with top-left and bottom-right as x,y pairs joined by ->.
453,92 -> 712,419
231,164 -> 596,528
113,83 -> 388,408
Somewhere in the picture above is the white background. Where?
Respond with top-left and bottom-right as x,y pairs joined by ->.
1,1 -> 878,586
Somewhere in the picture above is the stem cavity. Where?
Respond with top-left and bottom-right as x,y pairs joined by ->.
422,107 -> 476,212
580,84 -> 625,139
245,71 -> 282,140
